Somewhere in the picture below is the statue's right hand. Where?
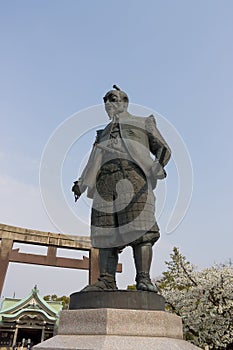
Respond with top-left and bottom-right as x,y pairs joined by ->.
72,181 -> 81,202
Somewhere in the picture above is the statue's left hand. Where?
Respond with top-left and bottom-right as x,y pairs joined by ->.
72,181 -> 82,202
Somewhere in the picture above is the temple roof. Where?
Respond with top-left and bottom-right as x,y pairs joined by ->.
0,286 -> 63,323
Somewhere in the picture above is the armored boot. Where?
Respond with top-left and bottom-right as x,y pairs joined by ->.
81,248 -> 118,291
133,242 -> 158,293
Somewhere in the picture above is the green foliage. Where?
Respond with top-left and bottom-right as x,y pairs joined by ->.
127,284 -> 137,290
43,294 -> 70,310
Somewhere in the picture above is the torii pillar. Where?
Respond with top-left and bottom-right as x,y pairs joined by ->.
0,237 -> 13,296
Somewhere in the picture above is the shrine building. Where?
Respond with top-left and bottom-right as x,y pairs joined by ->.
0,286 -> 62,349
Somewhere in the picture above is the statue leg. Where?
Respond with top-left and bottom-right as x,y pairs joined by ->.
133,242 -> 158,293
81,248 -> 118,291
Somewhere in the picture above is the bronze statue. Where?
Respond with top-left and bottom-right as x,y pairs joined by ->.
72,85 -> 171,292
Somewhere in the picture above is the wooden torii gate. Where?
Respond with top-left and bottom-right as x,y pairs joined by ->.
0,223 -> 122,297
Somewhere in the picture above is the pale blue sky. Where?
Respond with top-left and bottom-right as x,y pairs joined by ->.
1,0 -> 233,299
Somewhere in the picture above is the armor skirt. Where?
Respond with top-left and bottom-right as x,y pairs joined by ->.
91,159 -> 160,248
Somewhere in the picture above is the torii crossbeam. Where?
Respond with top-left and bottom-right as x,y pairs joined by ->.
0,223 -> 122,297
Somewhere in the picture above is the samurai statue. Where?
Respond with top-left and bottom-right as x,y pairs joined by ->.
72,85 -> 171,292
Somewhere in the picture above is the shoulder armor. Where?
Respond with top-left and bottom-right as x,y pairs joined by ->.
95,129 -> 104,144
146,114 -> 157,126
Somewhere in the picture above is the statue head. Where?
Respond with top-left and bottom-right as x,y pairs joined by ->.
103,85 -> 129,119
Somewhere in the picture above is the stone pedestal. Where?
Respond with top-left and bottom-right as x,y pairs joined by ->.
33,291 -> 201,350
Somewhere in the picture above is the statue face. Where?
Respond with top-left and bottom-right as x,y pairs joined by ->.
104,91 -> 128,119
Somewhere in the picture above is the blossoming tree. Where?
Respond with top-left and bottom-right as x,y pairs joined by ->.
157,247 -> 233,349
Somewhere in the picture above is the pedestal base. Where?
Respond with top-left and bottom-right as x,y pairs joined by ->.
33,308 -> 201,350
34,291 -> 201,349
33,334 -> 201,350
